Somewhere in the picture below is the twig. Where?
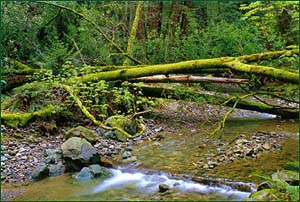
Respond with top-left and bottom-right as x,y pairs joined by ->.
209,94 -> 253,138
71,39 -> 86,64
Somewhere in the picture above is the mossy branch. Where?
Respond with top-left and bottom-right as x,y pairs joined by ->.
61,84 -> 145,139
208,93 -> 254,137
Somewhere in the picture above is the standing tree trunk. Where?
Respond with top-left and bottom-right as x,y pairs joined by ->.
180,1 -> 192,37
123,2 -> 143,66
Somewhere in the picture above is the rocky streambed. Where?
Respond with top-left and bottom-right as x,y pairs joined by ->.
1,103 -> 299,201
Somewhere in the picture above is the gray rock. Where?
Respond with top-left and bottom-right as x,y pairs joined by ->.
1,156 -> 8,162
122,151 -> 132,159
158,184 -> 170,192
61,137 -> 100,171
74,167 -> 93,181
88,164 -> 103,177
45,149 -> 62,164
32,163 -> 49,181
49,162 -> 65,177
45,148 -> 62,157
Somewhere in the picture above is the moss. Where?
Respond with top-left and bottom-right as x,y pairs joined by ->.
65,58 -> 227,85
225,60 -> 298,84
1,105 -> 56,128
249,189 -> 278,201
238,49 -> 299,62
123,1 -> 143,66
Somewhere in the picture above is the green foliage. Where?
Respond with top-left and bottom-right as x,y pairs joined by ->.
252,172 -> 299,201
286,185 -> 299,201
2,82 -> 61,113
32,36 -> 74,74
67,80 -> 154,121
240,1 -> 299,47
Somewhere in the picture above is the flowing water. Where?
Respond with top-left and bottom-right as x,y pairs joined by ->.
4,115 -> 298,201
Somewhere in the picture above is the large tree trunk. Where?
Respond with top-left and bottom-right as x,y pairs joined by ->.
130,75 -> 249,84
65,50 -> 298,84
140,86 -> 299,119
123,2 -> 143,66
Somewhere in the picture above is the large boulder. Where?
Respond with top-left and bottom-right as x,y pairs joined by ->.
61,137 -> 100,171
65,126 -> 99,143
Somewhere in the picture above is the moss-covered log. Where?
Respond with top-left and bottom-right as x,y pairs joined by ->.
1,105 -> 56,128
224,60 -> 298,84
238,49 -> 299,62
65,58 -> 232,84
2,75 -> 31,93
140,86 -> 299,119
65,50 -> 298,84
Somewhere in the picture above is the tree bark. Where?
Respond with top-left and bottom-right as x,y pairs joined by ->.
130,75 -> 249,84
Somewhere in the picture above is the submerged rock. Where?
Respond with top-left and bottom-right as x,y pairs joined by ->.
65,126 -> 99,143
49,162 -> 65,177
61,137 -> 100,171
158,184 -> 170,192
74,167 -> 93,181
74,164 -> 110,181
31,163 -> 49,181
88,164 -> 104,177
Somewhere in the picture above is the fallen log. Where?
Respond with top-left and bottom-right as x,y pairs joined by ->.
130,75 -> 249,84
140,86 -> 299,119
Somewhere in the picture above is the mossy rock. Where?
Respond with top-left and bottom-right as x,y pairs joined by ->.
65,126 -> 98,143
104,115 -> 140,141
272,170 -> 299,186
248,189 -> 278,201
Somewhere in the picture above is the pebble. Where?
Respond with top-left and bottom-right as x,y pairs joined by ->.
262,143 -> 271,150
122,151 -> 132,159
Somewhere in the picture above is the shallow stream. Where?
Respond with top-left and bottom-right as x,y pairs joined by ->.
4,115 -> 298,201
